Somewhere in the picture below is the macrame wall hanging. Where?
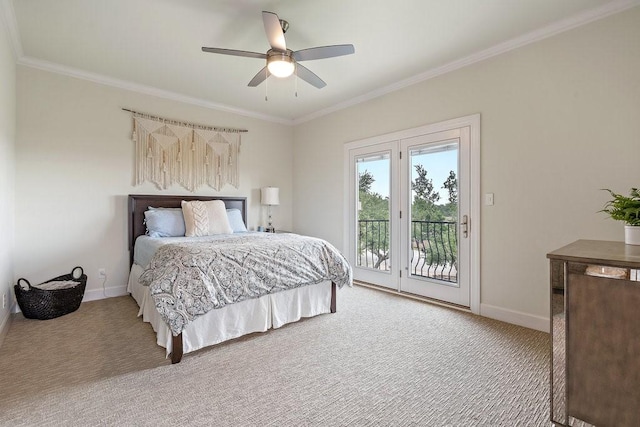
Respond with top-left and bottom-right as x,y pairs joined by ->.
126,109 -> 247,192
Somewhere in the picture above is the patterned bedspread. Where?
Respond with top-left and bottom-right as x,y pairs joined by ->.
139,233 -> 352,335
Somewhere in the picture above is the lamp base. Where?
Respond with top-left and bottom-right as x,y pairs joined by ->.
265,227 -> 275,233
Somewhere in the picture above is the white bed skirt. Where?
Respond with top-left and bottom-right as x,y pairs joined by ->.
127,264 -> 332,356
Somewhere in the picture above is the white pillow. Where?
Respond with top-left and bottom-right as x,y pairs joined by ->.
181,200 -> 233,237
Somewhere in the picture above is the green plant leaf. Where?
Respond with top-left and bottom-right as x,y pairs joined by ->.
600,188 -> 640,225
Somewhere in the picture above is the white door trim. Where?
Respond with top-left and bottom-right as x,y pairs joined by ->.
344,114 -> 481,314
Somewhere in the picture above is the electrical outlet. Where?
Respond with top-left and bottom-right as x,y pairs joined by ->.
98,268 -> 106,279
2,293 -> 6,309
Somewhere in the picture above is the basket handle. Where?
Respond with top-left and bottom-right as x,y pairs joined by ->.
71,266 -> 84,279
17,278 -> 31,290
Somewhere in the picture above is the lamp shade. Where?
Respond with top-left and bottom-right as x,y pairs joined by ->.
261,187 -> 280,205
267,58 -> 294,78
267,52 -> 295,78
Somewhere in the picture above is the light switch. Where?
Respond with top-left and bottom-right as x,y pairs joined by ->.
485,193 -> 494,206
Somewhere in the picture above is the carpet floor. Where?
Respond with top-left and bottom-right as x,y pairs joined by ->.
0,285 -> 550,426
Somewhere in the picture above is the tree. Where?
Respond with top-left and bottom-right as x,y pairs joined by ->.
356,166 -> 459,277
358,170 -> 390,270
411,165 -> 443,221
359,170 -> 375,193
443,170 -> 457,204
410,165 -> 457,276
412,165 -> 440,204
440,170 -> 458,220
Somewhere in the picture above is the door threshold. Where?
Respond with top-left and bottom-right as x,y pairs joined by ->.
354,280 -> 471,313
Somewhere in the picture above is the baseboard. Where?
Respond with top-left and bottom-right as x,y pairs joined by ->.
355,281 -> 549,332
0,309 -> 12,349
10,285 -> 130,315
82,285 -> 129,302
6,281 -> 550,333
480,303 -> 549,333
354,281 -> 471,313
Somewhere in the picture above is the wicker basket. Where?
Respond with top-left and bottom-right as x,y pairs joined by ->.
15,266 -> 87,320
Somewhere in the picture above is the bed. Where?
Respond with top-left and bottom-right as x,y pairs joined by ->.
127,194 -> 351,363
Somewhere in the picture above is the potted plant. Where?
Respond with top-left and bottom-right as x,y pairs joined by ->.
601,188 -> 640,245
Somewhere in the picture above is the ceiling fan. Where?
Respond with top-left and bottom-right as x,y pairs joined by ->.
202,11 -> 355,89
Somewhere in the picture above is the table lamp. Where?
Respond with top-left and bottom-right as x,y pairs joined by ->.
261,187 -> 280,232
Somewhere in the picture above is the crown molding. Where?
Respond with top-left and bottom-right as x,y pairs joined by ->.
293,0 -> 640,125
9,0 -> 639,126
17,56 -> 295,126
5,0 -> 292,125
0,0 -> 23,59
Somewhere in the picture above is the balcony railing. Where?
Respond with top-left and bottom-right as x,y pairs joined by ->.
357,219 -> 458,283
358,219 -> 391,271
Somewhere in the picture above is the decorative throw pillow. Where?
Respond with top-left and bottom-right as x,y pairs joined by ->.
226,208 -> 247,233
182,200 -> 233,237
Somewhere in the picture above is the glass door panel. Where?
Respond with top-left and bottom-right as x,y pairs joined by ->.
409,141 -> 459,285
348,142 -> 398,290
356,152 -> 391,272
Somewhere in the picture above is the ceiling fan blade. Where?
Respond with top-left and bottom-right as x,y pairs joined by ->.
248,66 -> 271,87
262,11 -> 286,52
202,47 -> 266,59
295,64 -> 326,89
292,44 -> 355,62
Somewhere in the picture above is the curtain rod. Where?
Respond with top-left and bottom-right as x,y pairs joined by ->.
122,108 -> 248,133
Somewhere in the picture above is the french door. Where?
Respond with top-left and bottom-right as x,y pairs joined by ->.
345,115 -> 479,310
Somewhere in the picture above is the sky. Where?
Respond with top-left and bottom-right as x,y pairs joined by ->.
358,148 -> 457,204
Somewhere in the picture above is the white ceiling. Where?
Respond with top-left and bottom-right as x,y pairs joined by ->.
5,0 -> 637,124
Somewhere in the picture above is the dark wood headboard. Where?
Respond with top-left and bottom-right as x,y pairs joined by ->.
127,194 -> 247,266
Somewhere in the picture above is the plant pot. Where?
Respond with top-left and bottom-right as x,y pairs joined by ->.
624,225 -> 640,245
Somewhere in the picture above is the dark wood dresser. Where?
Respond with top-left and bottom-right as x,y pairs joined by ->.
547,240 -> 640,427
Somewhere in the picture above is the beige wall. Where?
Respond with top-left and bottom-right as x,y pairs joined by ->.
8,7 -> 640,331
292,8 -> 640,329
15,67 -> 293,299
0,8 -> 16,337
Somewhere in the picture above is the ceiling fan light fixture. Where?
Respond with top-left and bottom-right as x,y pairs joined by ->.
267,51 -> 295,78
202,11 -> 354,88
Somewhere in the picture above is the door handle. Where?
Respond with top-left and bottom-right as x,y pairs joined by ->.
461,215 -> 469,238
